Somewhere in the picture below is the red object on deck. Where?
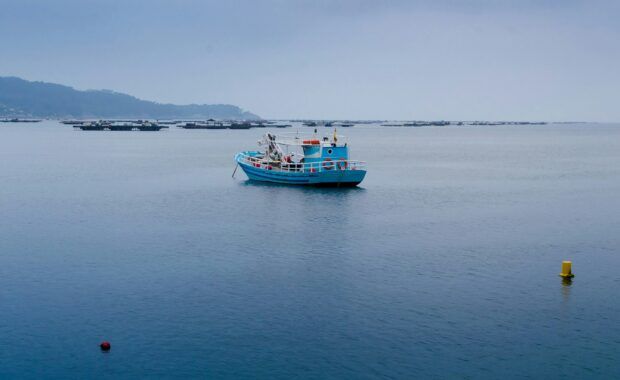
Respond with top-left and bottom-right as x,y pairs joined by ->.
100,341 -> 111,351
302,139 -> 320,145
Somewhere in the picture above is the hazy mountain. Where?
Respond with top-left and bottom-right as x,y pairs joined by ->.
0,76 -> 259,119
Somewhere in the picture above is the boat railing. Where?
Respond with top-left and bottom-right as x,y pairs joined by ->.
237,152 -> 366,173
272,132 -> 347,146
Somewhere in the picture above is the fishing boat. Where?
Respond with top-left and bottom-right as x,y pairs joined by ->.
234,130 -> 367,187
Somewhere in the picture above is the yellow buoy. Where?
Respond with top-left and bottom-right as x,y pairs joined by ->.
559,261 -> 574,278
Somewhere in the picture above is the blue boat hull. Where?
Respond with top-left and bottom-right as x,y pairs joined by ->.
235,153 -> 366,187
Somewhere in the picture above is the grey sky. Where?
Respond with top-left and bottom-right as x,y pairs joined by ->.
1,0 -> 619,120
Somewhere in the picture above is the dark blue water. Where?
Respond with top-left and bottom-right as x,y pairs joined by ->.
1,122 -> 619,379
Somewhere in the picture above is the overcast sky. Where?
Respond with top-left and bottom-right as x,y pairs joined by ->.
1,0 -> 619,120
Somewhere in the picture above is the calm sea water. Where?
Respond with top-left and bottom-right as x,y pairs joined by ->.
1,122 -> 619,379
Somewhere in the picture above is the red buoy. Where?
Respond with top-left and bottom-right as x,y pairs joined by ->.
100,341 -> 111,351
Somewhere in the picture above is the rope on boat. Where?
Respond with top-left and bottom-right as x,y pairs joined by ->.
232,163 -> 239,178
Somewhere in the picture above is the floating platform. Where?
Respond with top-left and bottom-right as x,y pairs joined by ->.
77,124 -> 167,131
1,118 -> 42,123
229,122 -> 253,130
178,122 -> 227,129
61,120 -> 88,125
178,121 -> 273,130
